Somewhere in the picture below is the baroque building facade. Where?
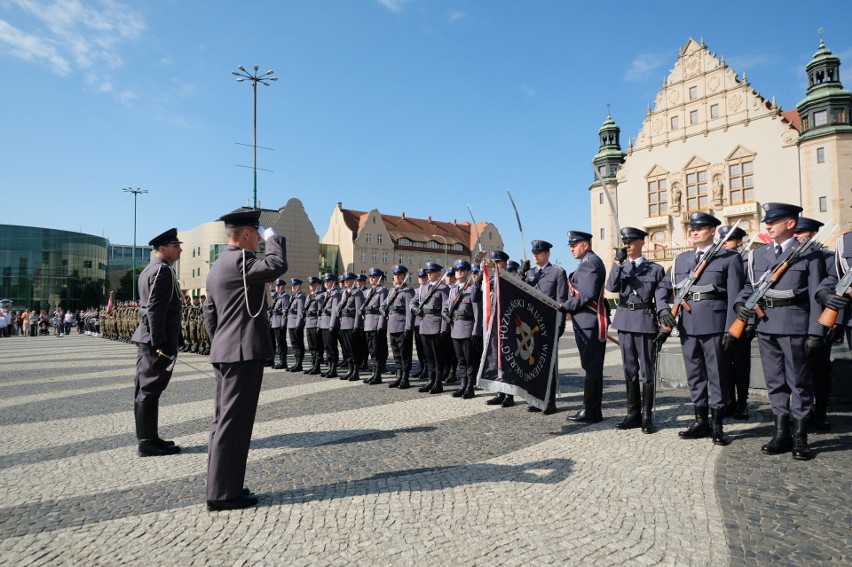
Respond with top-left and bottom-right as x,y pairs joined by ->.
590,37 -> 851,268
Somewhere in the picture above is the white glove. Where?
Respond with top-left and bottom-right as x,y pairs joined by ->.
262,226 -> 277,240
257,225 -> 266,240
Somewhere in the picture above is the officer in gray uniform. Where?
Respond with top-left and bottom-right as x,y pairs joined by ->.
131,227 -> 183,457
362,268 -> 389,384
605,227 -> 664,433
441,268 -> 459,383
524,241 -> 570,415
337,273 -> 364,381
385,265 -> 416,389
444,260 -> 482,399
303,277 -> 325,375
657,211 -> 745,446
561,232 -> 608,423
718,225 -> 753,420
270,279 -> 289,369
416,263 -> 449,394
319,274 -> 342,378
485,251 -> 516,407
286,278 -> 306,372
355,274 -> 371,370
411,269 -> 429,378
204,209 -> 287,510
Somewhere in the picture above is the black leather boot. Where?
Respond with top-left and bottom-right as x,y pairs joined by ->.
418,370 -> 436,393
364,363 -> 377,383
398,371 -> 411,390
710,408 -> 730,446
135,401 -> 180,457
615,380 -> 642,430
733,398 -> 749,421
452,373 -> 466,397
500,394 -> 514,406
325,361 -> 338,379
367,365 -> 382,384
761,414 -> 793,455
678,406 -> 710,439
429,370 -> 444,394
445,365 -> 458,384
411,365 -> 423,378
273,354 -> 285,369
641,383 -> 657,434
348,365 -> 361,381
388,369 -> 403,388
792,418 -> 813,461
308,354 -> 322,375
486,393 -> 506,406
289,352 -> 303,373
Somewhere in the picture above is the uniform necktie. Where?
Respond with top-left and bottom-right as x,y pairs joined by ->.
630,260 -> 637,270
775,244 -> 782,258
695,251 -> 704,264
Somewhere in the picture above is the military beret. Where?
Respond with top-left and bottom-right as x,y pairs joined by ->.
619,227 -> 648,243
391,264 -> 409,274
291,278 -> 303,285
323,273 -> 338,282
426,263 -> 443,272
417,269 -> 428,277
218,208 -> 262,228
148,227 -> 182,248
718,225 -> 747,241
368,267 -> 384,277
453,260 -> 472,271
567,231 -> 592,244
274,279 -> 286,286
306,276 -> 321,284
761,202 -> 802,223
506,260 -> 520,272
793,216 -> 823,233
688,211 -> 721,228
531,240 -> 553,252
490,250 -> 510,261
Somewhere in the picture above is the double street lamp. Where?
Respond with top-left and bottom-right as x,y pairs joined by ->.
232,65 -> 277,210
122,187 -> 148,302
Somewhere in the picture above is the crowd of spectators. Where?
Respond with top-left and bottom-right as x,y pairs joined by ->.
0,305 -> 97,337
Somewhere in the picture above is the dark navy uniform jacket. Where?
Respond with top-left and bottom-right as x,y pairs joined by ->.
131,258 -> 182,349
562,252 -> 605,331
819,232 -> 851,326
606,258 -> 664,334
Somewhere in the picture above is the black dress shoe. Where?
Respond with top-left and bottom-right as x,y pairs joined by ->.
207,494 -> 258,511
486,393 -> 506,406
567,409 -> 601,423
500,395 -> 515,408
243,487 -> 254,496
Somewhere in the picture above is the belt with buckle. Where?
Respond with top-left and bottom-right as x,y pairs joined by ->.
761,296 -> 804,308
619,301 -> 653,311
686,291 -> 726,302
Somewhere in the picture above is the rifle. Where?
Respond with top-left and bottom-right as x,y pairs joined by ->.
336,287 -> 353,318
360,275 -> 385,321
660,219 -> 742,333
297,292 -> 317,328
413,280 -> 443,318
444,274 -> 474,324
728,222 -> 834,338
817,268 -> 852,328
380,283 -> 405,320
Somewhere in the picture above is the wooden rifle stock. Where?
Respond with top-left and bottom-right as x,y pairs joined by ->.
817,306 -> 839,328
728,317 -> 747,339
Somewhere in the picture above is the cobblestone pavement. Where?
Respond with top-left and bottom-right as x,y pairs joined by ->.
0,334 -> 849,566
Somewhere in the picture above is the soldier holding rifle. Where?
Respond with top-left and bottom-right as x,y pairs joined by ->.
303,277 -> 325,375
362,268 -> 389,385
286,278 -> 306,372
385,265 -> 416,389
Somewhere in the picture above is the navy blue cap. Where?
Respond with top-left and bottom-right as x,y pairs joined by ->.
453,260 -> 472,271
567,231 -> 592,244
619,227 -> 648,243
148,227 -> 182,248
417,269 -> 428,277
391,264 -> 408,274
323,273 -> 338,282
506,260 -> 520,271
688,211 -> 721,228
275,279 -> 286,286
793,216 -> 823,233
490,250 -> 510,261
531,240 -> 553,253
426,263 -> 443,272
471,264 -> 481,273
718,225 -> 747,241
291,278 -> 303,285
307,276 -> 321,284
356,274 -> 368,281
218,208 -> 262,228
367,267 -> 384,277
761,202 -> 802,223
343,272 -> 357,280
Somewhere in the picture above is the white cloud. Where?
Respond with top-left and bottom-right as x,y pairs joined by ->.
376,0 -> 409,13
0,19 -> 70,73
624,52 -> 668,83
521,83 -> 535,98
449,11 -> 464,22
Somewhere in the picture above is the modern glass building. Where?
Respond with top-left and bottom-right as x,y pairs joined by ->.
0,224 -> 109,311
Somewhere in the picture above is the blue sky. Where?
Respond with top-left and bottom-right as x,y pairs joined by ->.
1,0 -> 849,267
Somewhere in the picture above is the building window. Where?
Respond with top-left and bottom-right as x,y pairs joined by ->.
372,251 -> 378,262
670,116 -> 679,130
398,255 -> 404,264
728,159 -> 754,204
710,104 -> 720,119
408,255 -> 414,265
489,231 -> 493,240
690,110 -> 699,124
801,116 -> 809,131
366,233 -> 372,244
814,110 -> 828,127
453,243 -> 463,251
372,216 -> 377,224
192,249 -> 196,258
599,192 -> 604,205
647,176 -> 669,217
689,86 -> 698,100
376,233 -> 383,244
426,241 -> 438,249
817,147 -> 825,163
83,260 -> 92,268
833,108 -> 847,124
819,196 -> 828,212
686,169 -> 709,210
360,250 -> 366,263
382,252 -> 389,264
600,228 -> 605,240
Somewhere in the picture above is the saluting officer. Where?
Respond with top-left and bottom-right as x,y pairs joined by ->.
718,225 -> 753,420
363,268 -> 389,385
286,278 -> 306,372
734,204 -> 826,460
417,263 -> 449,394
410,269 -> 429,378
606,227 -> 664,433
527,240 -> 569,415
337,273 -> 365,381
444,260 -> 482,399
131,227 -> 183,457
385,265 -> 416,389
270,279 -> 290,369
204,209 -> 287,510
303,276 -> 325,375
657,211 -> 744,446
319,274 -> 342,378
560,232 -> 608,423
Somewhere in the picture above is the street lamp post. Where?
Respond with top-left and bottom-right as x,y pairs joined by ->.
232,65 -> 277,210
122,187 -> 148,302
431,234 -> 449,267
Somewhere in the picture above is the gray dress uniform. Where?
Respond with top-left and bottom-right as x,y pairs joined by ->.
363,282 -> 389,384
304,287 -> 325,374
270,288 -> 290,368
203,211 -> 287,506
286,285 -> 306,371
444,268 -> 482,399
417,272 -> 450,394
319,282 -> 342,377
338,284 -> 365,380
386,281 -> 415,388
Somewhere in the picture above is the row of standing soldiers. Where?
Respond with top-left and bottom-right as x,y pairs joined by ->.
99,297 -> 210,354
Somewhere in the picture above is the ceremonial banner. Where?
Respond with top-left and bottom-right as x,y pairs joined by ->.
476,264 -> 563,410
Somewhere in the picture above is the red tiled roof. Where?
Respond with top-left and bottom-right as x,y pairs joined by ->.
781,109 -> 801,131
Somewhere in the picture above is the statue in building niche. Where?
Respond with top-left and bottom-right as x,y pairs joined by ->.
712,175 -> 725,207
670,182 -> 682,214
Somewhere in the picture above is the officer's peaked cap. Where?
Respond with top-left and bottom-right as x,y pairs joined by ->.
368,267 -> 384,277
567,231 -> 592,244
718,225 -> 747,241
148,227 -> 182,248
793,216 -> 823,233
275,279 -> 286,286
490,250 -> 509,261
453,260 -> 472,271
306,276 -> 321,284
619,227 -> 648,243
761,202 -> 802,223
425,263 -> 443,272
417,269 -> 428,277
291,278 -> 303,285
531,240 -> 553,253
688,211 -> 721,228
506,260 -> 520,271
343,272 -> 357,280
323,273 -> 338,282
356,274 -> 367,281
218,208 -> 262,228
391,264 -> 408,274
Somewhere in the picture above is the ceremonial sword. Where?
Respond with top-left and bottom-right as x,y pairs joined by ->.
157,349 -> 217,379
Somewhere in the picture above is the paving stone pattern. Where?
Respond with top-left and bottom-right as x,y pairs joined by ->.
0,334 -> 849,566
